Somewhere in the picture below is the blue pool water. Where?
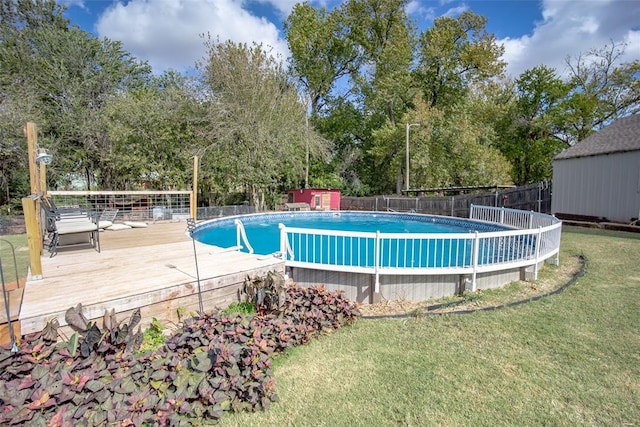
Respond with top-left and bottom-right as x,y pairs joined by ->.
193,212 -> 510,263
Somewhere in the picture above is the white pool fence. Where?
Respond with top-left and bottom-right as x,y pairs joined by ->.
275,205 -> 562,293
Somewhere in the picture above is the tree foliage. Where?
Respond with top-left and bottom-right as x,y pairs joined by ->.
196,38 -> 329,209
495,66 -> 570,184
0,0 -> 637,209
284,2 -> 359,116
102,72 -> 200,190
415,11 -> 505,108
562,41 -> 640,144
344,0 -> 415,122
0,0 -> 152,193
492,42 -> 639,185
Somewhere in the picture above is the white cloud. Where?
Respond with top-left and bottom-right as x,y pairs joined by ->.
90,0 -> 639,78
62,0 -> 84,8
253,0 -> 300,16
624,29 -> 640,59
95,0 -> 290,73
443,5 -> 468,17
406,0 -> 422,16
499,0 -> 640,78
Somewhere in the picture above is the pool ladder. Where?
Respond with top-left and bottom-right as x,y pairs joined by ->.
234,220 -> 254,254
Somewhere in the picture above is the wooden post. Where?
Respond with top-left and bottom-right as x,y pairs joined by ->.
38,149 -> 47,195
24,122 -> 43,253
22,196 -> 43,280
191,156 -> 199,220
25,123 -> 38,195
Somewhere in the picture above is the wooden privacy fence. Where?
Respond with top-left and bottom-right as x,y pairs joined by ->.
340,182 -> 552,217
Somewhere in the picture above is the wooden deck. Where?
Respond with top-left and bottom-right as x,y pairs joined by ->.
17,221 -> 284,337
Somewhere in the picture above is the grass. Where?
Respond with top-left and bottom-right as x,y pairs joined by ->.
359,254 -> 585,318
0,234 -> 29,287
139,318 -> 167,353
221,301 -> 257,315
218,226 -> 640,426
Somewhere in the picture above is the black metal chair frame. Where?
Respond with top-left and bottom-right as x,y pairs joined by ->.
41,197 -> 101,257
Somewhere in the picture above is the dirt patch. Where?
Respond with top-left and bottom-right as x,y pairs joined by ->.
358,255 -> 584,317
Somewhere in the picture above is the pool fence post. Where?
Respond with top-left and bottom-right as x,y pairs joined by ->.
551,225 -> 561,266
529,211 -> 534,229
279,224 -> 288,280
533,226 -> 543,281
279,224 -> 284,259
279,224 -> 287,259
469,204 -> 474,219
373,231 -> 381,301
500,207 -> 505,224
471,231 -> 479,291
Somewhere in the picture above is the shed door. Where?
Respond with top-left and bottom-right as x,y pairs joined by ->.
321,193 -> 331,209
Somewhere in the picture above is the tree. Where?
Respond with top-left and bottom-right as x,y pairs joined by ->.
414,11 -> 505,108
341,0 -> 417,193
196,39 -> 329,210
0,0 -> 153,190
311,98 -> 370,194
36,29 -> 152,189
0,0 -> 70,204
370,95 -> 512,192
102,72 -> 201,190
284,2 -> 359,116
286,4 -> 511,195
343,0 -> 415,122
562,41 -> 640,145
493,42 -> 639,184
0,0 -> 68,37
493,66 -> 570,184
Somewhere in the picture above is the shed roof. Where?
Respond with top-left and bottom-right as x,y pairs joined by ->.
287,188 -> 341,193
554,114 -> 640,160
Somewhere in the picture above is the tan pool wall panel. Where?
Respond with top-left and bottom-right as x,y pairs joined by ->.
290,267 -> 523,304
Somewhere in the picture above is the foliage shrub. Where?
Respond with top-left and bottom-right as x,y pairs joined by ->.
0,282 -> 360,425
221,301 -> 256,315
140,317 -> 168,353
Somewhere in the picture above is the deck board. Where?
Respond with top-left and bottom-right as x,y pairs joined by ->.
19,221 -> 284,335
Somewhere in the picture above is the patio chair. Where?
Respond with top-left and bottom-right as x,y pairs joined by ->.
41,197 -> 100,257
98,208 -> 119,229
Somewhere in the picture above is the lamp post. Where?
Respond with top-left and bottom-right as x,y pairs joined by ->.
405,123 -> 420,193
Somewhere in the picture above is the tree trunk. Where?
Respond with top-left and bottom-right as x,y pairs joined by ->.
250,184 -> 261,212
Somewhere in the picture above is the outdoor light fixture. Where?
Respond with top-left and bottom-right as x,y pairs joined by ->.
35,149 -> 53,165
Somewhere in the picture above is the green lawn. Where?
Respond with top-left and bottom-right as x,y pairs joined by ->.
218,226 -> 640,426
0,234 -> 29,286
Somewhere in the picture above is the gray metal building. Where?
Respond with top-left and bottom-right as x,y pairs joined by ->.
551,115 -> 640,223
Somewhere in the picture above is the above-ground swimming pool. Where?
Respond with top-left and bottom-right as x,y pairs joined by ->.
193,211 -> 510,255
193,208 -> 562,303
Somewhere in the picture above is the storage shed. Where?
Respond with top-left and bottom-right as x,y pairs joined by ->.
551,115 -> 640,223
287,188 -> 341,210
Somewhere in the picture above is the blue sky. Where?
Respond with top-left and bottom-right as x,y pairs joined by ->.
61,0 -> 639,77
